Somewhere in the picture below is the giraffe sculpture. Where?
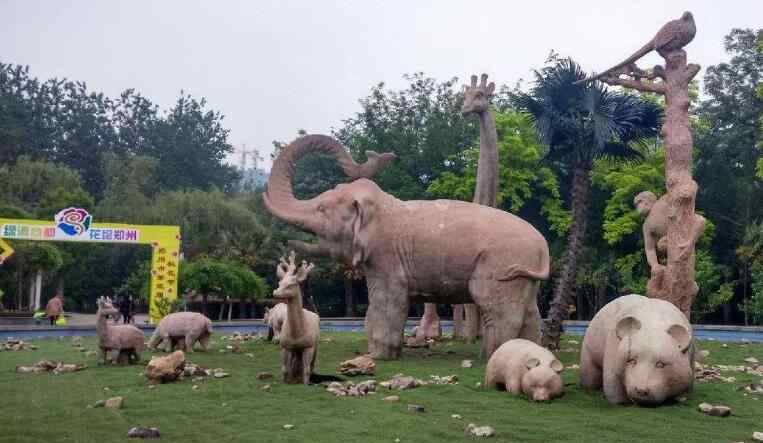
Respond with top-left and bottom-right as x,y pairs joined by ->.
460,73 -> 500,343
416,74 -> 499,343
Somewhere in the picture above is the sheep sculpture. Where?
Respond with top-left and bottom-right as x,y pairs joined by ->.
147,312 -> 213,353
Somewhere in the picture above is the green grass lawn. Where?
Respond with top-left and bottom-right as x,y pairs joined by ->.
1,332 -> 761,443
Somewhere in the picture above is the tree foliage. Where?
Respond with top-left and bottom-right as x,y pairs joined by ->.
427,110 -> 570,235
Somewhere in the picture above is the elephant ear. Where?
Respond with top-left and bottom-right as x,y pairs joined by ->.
351,199 -> 370,267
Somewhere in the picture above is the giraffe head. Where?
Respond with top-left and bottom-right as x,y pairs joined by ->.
462,73 -> 495,116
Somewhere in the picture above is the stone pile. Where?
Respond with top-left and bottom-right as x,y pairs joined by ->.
16,360 -> 86,374
428,374 -> 458,385
2,339 -> 37,351
380,374 -> 423,390
338,355 -> 376,376
325,380 -> 377,397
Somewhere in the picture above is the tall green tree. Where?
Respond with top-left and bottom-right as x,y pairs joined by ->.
694,29 -> 762,320
514,58 -> 662,349
335,73 -> 479,200
427,109 -> 570,235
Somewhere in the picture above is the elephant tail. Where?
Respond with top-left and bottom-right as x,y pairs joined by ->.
496,250 -> 550,282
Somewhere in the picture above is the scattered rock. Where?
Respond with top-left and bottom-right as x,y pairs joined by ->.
338,355 -> 376,376
148,385 -> 156,390
722,343 -> 728,348
383,395 -> 400,402
465,423 -> 495,438
387,374 -> 420,390
326,380 -> 377,397
92,400 -> 106,408
677,396 -> 688,403
698,349 -> 710,360
192,385 -> 199,390
105,396 -> 124,409
261,384 -> 271,392
742,382 -> 763,394
744,357 -> 760,365
568,364 -> 580,370
2,339 -> 37,351
698,402 -> 731,417
461,360 -> 473,368
257,372 -> 273,380
144,351 -> 185,383
16,360 -> 86,374
741,339 -> 752,345
245,353 -> 254,358
752,431 -> 763,442
283,424 -> 295,430
407,404 -> 425,413
127,427 -> 160,439
429,374 -> 458,385
451,414 -> 462,419
475,382 -> 482,388
183,363 -> 211,378
212,369 -> 229,379
566,339 -> 579,345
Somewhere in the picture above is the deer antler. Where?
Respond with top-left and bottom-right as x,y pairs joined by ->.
296,260 -> 315,283
276,255 -> 290,279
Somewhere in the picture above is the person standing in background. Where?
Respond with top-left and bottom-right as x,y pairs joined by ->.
45,291 -> 63,326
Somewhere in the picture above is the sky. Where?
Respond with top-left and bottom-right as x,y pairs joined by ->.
1,0 -> 760,171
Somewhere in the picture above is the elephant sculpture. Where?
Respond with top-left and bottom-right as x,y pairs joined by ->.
263,134 -> 550,359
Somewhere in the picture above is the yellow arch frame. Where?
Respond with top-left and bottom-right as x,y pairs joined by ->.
1,216 -> 180,323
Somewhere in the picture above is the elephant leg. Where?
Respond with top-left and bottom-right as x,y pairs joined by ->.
471,277 -> 533,359
452,304 -> 464,339
518,281 -> 541,344
366,277 -> 408,360
464,304 -> 481,344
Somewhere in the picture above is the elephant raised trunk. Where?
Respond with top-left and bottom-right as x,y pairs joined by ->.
263,134 -> 396,231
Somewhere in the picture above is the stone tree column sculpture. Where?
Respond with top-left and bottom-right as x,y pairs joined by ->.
577,12 -> 703,318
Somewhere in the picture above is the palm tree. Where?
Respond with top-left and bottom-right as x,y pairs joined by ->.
514,58 -> 662,349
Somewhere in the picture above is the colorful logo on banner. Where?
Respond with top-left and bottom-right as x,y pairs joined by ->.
55,207 -> 92,236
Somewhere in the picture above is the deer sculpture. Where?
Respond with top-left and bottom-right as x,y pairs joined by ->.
96,296 -> 145,364
274,252 -> 320,384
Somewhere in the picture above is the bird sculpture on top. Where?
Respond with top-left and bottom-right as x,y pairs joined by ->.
575,11 -> 696,85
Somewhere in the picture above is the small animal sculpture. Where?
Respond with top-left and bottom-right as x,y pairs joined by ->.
274,251 -> 320,384
263,303 -> 287,343
577,11 -> 696,84
579,294 -> 694,406
95,296 -> 145,365
147,312 -> 212,353
485,338 -> 564,402
634,190 -> 705,275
